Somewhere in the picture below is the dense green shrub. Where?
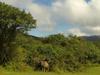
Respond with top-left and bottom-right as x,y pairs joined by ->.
24,34 -> 100,72
1,33 -> 100,72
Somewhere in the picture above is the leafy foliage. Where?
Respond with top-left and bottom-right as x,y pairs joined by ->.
0,2 -> 36,65
14,33 -> 100,72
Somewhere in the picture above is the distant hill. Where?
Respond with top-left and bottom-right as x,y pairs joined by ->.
82,35 -> 100,49
27,34 -> 100,42
82,35 -> 100,41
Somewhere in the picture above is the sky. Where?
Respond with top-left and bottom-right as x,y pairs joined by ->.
0,0 -> 100,37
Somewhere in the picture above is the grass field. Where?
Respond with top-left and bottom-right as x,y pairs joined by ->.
0,66 -> 100,75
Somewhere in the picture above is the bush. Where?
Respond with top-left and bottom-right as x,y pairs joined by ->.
4,46 -> 33,72
5,62 -> 32,72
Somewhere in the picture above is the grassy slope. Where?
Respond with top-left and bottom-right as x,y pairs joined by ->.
0,66 -> 100,75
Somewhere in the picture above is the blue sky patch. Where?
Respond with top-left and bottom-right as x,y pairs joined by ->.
85,0 -> 91,3
33,0 -> 53,6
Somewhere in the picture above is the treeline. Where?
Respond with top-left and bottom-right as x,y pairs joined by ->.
3,33 -> 99,72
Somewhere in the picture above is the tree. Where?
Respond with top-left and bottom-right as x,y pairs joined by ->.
0,2 -> 36,65
44,34 -> 66,46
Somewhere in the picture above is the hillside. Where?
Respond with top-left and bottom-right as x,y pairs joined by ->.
82,35 -> 100,41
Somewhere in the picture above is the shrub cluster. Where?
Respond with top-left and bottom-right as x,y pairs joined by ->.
8,34 -> 100,72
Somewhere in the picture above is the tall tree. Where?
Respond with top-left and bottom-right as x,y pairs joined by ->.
0,2 -> 36,65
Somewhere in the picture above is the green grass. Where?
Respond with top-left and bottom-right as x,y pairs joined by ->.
0,66 -> 100,75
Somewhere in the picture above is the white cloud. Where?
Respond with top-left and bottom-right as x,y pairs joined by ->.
52,0 -> 100,36
27,3 -> 56,32
0,0 -> 56,32
1,0 -> 100,36
53,0 -> 100,26
91,26 -> 100,31
83,26 -> 100,35
67,28 -> 87,36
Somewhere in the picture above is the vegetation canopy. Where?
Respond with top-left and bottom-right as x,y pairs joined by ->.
0,2 -> 36,65
0,2 -> 100,73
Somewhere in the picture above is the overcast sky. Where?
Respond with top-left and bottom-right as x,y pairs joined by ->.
1,0 -> 100,37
